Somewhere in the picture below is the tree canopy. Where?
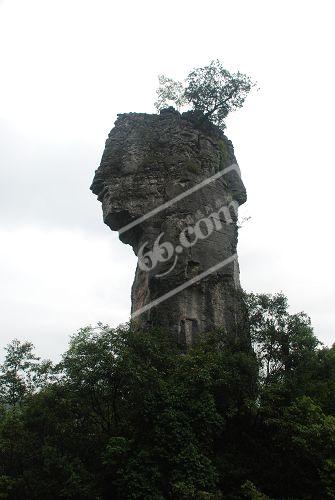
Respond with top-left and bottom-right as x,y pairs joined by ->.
0,294 -> 334,499
155,60 -> 255,129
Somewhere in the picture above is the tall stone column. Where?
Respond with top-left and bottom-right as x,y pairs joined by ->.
91,108 -> 248,345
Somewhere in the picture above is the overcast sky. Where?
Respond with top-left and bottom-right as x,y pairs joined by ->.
0,0 -> 334,360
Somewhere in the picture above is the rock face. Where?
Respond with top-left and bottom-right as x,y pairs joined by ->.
91,108 -> 248,345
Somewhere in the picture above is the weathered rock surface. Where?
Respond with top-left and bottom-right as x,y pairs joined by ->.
91,108 -> 248,345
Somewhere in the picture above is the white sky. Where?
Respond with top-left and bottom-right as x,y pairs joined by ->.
0,0 -> 334,360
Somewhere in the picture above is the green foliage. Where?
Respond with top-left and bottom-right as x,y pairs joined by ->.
240,480 -> 269,499
0,295 -> 334,498
155,60 -> 255,129
247,292 -> 319,386
0,339 -> 54,408
154,75 -> 187,112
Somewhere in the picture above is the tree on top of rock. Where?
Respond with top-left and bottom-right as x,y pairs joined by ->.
155,60 -> 255,129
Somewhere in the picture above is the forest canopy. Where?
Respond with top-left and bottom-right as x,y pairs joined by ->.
0,293 -> 334,499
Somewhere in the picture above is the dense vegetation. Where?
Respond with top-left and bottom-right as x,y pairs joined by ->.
0,293 -> 334,499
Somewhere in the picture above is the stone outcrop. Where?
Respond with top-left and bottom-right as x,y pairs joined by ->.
91,108 -> 248,345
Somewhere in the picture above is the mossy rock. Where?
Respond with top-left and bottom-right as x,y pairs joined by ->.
218,139 -> 229,170
184,159 -> 201,174
141,151 -> 163,166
